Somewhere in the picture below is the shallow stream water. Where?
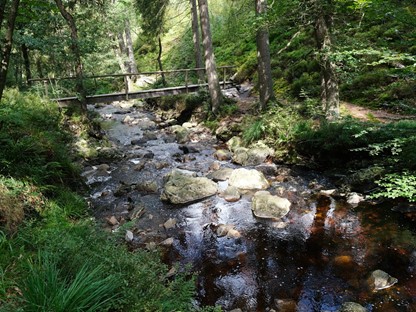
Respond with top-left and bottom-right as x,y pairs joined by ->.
83,101 -> 416,311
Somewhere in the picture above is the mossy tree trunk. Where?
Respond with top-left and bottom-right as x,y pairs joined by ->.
313,0 -> 339,120
190,0 -> 204,81
198,0 -> 222,115
255,0 -> 275,111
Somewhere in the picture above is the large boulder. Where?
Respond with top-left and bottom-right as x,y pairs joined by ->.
161,170 -> 218,204
232,146 -> 274,166
252,191 -> 291,220
228,168 -> 269,190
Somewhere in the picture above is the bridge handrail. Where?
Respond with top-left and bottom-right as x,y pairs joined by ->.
27,65 -> 237,82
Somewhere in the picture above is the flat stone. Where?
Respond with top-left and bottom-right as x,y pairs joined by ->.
229,168 -> 269,190
252,191 -> 291,220
207,168 -> 234,182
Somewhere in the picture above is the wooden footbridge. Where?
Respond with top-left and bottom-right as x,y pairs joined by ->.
29,66 -> 236,106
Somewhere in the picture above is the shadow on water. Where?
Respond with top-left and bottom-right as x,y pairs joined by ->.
85,102 -> 416,312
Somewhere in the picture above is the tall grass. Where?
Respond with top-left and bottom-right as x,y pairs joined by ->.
22,252 -> 119,312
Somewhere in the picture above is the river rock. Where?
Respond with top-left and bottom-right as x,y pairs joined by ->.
163,218 -> 177,230
274,299 -> 297,311
347,192 -> 365,205
338,302 -> 367,312
160,169 -> 218,204
125,230 -> 134,242
172,125 -> 190,144
368,269 -> 398,291
252,191 -> 291,220
207,168 -> 234,181
136,181 -> 158,193
220,186 -> 241,202
229,168 -> 269,190
232,145 -> 275,166
214,149 -> 232,161
226,136 -> 243,152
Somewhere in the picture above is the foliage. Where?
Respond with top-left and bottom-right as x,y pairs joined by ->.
0,89 -> 79,188
371,172 -> 416,202
242,104 -> 308,160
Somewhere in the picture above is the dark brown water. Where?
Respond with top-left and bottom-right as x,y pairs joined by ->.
85,102 -> 416,311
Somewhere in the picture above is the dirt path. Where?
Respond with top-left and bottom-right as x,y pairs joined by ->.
341,101 -> 415,123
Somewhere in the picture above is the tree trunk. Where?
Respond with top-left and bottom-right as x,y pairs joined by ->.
198,0 -> 222,114
125,19 -> 139,80
0,0 -> 20,103
190,0 -> 204,81
255,0 -> 275,111
0,0 -> 7,30
314,5 -> 339,120
22,44 -> 32,85
117,31 -> 129,71
54,0 -> 87,111
36,56 -> 44,78
157,36 -> 166,86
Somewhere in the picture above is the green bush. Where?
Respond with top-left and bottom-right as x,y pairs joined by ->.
371,172 -> 416,202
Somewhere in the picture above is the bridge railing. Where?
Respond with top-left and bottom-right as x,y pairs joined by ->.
28,66 -> 236,100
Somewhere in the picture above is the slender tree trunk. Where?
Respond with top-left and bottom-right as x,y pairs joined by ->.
198,0 -> 222,114
125,19 -> 139,80
0,0 -> 7,30
255,0 -> 275,111
314,4 -> 339,120
117,32 -> 129,71
22,44 -> 32,85
0,0 -> 20,103
36,56 -> 44,78
54,0 -> 87,111
190,0 -> 204,81
157,36 -> 166,86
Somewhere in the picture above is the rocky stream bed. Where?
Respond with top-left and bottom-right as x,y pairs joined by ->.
81,98 -> 416,312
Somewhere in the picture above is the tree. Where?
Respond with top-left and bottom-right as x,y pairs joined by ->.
255,0 -> 275,111
0,0 -> 21,103
312,0 -> 339,120
54,0 -> 87,111
136,0 -> 169,85
190,0 -> 204,81
198,0 -> 222,114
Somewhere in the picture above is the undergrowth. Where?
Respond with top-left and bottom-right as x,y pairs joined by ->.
0,90 -> 199,311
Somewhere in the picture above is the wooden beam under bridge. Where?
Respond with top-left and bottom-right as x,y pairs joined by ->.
53,82 -> 233,106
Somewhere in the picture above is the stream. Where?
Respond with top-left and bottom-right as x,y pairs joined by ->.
82,99 -> 416,312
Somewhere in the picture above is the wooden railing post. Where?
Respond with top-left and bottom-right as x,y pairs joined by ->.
223,67 -> 226,89
44,80 -> 48,97
185,70 -> 189,93
124,75 -> 129,100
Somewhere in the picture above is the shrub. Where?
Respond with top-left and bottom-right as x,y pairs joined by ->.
371,172 -> 416,202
